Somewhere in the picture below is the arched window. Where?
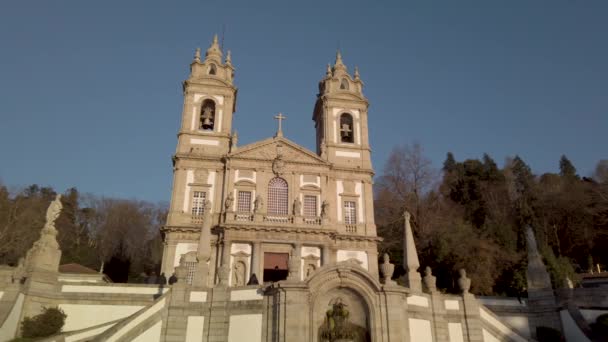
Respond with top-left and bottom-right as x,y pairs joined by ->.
268,177 -> 288,216
339,113 -> 354,143
200,99 -> 215,130
208,64 -> 217,75
340,78 -> 349,90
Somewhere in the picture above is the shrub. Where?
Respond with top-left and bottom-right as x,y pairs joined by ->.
21,307 -> 67,338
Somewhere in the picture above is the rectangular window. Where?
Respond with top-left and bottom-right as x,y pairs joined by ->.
192,191 -> 206,216
237,191 -> 252,213
344,201 -> 357,224
303,195 -> 317,217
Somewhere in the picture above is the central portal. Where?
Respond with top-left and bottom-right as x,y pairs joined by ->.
263,252 -> 289,283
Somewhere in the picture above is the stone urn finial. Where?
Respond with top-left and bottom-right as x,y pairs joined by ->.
457,268 -> 471,294
379,253 -> 396,286
422,266 -> 437,293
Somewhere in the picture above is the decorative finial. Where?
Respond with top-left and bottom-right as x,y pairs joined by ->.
274,112 -> 286,138
226,50 -> 232,65
457,268 -> 471,294
326,64 -> 332,77
194,48 -> 201,62
336,50 -> 343,65
205,34 -> 223,61
354,66 -> 360,80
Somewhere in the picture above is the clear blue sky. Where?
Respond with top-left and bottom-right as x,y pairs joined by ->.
1,1 -> 606,202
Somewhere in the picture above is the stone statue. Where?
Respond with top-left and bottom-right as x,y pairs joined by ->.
379,253 -> 395,285
232,261 -> 245,286
254,195 -> 264,213
457,269 -> 471,294
174,255 -> 189,284
224,192 -> 234,212
25,194 -> 62,272
423,266 -> 437,293
321,200 -> 329,218
45,194 -> 62,227
231,131 -> 238,151
320,139 -> 327,159
293,197 -> 301,216
305,264 -> 316,278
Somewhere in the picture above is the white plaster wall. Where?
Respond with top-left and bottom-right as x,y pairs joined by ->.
335,151 -> 361,158
186,316 -> 205,342
61,285 -> 168,295
59,304 -> 143,331
228,314 -> 262,342
235,169 -> 256,183
299,174 -> 320,187
479,308 -> 527,342
230,289 -> 263,301
0,293 -> 24,341
106,298 -> 166,342
300,246 -> 321,280
448,323 -> 464,342
336,180 -> 343,222
132,320 -> 161,342
408,318 -> 432,342
191,138 -> 219,146
65,321 -> 115,342
355,182 -> 363,223
183,170 -> 194,212
482,329 -> 500,342
560,310 -> 591,342
336,250 -> 368,270
174,243 -> 198,268
406,295 -> 429,307
190,291 -> 207,302
444,299 -> 460,310
208,171 -> 216,211
500,315 -> 530,338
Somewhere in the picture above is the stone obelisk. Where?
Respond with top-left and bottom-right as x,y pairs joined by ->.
193,200 -> 212,287
402,211 -> 422,291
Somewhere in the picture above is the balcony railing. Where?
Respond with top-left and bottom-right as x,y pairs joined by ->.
345,224 -> 357,233
263,215 -> 293,223
235,213 -> 254,222
191,214 -> 205,224
303,216 -> 322,225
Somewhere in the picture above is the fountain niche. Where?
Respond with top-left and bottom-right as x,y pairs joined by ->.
316,289 -> 370,342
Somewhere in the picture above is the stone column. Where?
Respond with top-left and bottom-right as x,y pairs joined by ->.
322,245 -> 332,266
367,249 -> 379,280
251,241 -> 262,280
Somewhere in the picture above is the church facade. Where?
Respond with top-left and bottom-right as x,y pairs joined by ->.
0,36 -> 604,342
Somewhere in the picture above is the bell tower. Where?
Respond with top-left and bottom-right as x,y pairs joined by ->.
313,52 -> 372,171
175,34 -> 237,156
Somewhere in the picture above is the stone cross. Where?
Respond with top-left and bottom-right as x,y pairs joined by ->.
274,113 -> 286,137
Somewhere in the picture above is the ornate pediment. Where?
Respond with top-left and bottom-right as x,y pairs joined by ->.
228,137 -> 328,166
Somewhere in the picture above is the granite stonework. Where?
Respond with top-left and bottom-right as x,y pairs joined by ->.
2,36 -> 607,341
